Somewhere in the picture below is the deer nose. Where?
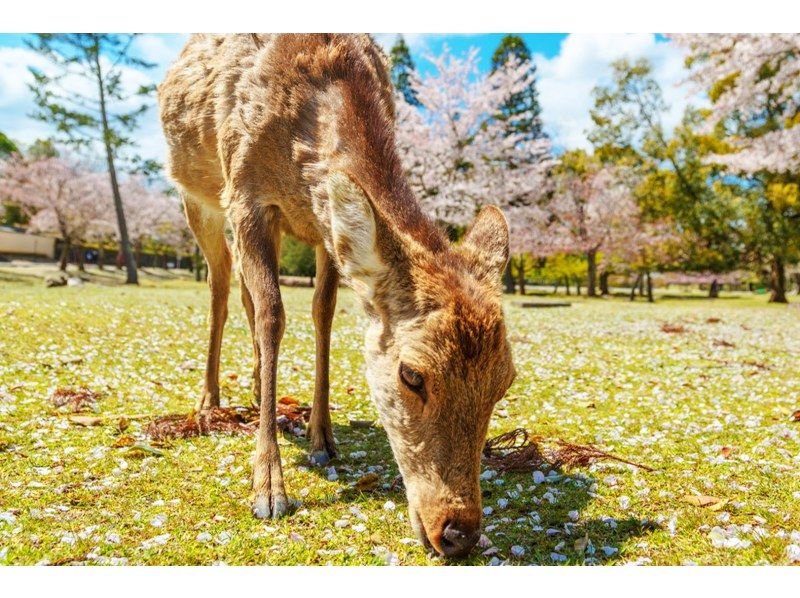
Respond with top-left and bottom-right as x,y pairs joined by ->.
439,520 -> 480,558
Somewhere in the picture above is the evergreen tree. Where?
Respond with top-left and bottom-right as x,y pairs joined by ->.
0,131 -> 18,157
490,35 -> 547,293
490,34 -> 545,142
26,34 -> 158,285
390,35 -> 421,107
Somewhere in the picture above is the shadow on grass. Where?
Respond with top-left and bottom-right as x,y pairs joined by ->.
139,396 -> 656,565
282,422 -> 657,565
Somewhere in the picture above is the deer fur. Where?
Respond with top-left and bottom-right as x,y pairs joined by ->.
158,33 -> 515,557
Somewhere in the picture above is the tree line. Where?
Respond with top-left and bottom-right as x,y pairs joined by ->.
389,33 -> 800,303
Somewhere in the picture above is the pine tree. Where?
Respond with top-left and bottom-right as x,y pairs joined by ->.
26,34 -> 158,285
490,34 -> 545,142
390,35 -> 421,107
491,35 -> 547,294
0,131 -> 18,157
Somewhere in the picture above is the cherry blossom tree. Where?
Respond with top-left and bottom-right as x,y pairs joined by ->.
546,165 -> 640,296
671,34 -> 800,302
119,177 -> 189,267
0,155 -> 111,271
395,46 -> 554,287
670,34 -> 800,174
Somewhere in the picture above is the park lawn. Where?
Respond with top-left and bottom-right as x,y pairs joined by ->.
1,275 -> 799,566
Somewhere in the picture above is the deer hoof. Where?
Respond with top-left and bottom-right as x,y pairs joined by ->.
252,492 -> 289,519
309,450 -> 332,467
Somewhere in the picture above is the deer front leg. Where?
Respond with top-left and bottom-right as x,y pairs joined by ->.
234,206 -> 288,519
308,246 -> 339,466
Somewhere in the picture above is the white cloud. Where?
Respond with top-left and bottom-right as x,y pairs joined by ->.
372,33 -> 448,55
533,33 -> 699,151
0,41 -> 173,164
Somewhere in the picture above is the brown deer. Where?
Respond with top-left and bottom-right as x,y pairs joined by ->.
158,34 -> 516,558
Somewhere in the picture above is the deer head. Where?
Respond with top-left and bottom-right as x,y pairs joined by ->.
327,172 -> 516,557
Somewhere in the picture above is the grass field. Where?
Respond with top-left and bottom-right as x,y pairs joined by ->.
1,268 -> 799,565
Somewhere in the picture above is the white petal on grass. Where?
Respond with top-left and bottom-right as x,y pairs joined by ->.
150,513 -> 167,528
141,533 -> 171,549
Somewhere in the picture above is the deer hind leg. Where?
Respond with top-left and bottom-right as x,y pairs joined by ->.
308,245 -> 339,466
183,197 -> 231,411
231,204 -> 288,519
239,273 -> 261,406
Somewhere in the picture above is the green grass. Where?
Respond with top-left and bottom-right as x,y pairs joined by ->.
1,271 -> 799,565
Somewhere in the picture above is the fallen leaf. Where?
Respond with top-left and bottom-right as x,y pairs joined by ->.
720,447 -> 734,459
708,499 -> 729,512
346,386 -> 356,395
49,386 -> 101,412
126,443 -> 165,457
682,494 -> 728,510
349,419 -> 375,429
68,415 -> 103,427
661,323 -> 687,334
706,317 -> 722,324
278,396 -> 299,406
713,339 -> 736,348
574,535 -> 590,553
585,402 -> 596,409
790,410 -> 800,423
354,473 -> 380,492
112,435 -> 135,448
117,417 -> 129,433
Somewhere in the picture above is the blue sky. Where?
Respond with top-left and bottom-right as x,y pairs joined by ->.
0,33 -> 694,162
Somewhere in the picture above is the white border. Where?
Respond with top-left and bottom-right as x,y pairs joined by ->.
1,565 -> 799,597
0,0 -> 796,33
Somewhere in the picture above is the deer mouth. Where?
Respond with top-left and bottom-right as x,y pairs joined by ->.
410,507 -> 434,552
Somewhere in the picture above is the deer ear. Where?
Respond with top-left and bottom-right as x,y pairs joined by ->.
327,171 -> 388,301
460,205 -> 510,282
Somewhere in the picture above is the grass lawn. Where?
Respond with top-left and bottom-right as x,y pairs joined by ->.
1,269 -> 799,565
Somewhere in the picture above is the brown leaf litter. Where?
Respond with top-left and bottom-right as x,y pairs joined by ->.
49,386 -> 101,412
482,428 -> 654,473
660,323 -> 688,334
143,397 -> 311,440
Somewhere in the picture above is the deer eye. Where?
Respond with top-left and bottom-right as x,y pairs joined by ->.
399,363 -> 425,394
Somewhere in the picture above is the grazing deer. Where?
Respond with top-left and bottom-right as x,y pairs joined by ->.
158,34 -> 516,558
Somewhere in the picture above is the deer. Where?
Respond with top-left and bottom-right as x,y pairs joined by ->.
158,33 -> 516,558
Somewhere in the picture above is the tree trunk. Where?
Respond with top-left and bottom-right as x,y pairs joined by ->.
98,245 -> 105,270
630,272 -> 642,301
575,277 -> 581,296
600,271 -> 610,296
564,276 -> 571,296
646,269 -> 654,303
769,256 -> 788,303
586,249 -> 597,297
638,274 -> 645,297
194,245 -> 203,282
134,241 -> 142,268
553,280 -> 560,294
709,278 -> 719,299
516,257 -> 526,296
77,245 -> 85,272
59,239 -> 70,272
503,261 -> 515,294
93,43 -> 138,285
